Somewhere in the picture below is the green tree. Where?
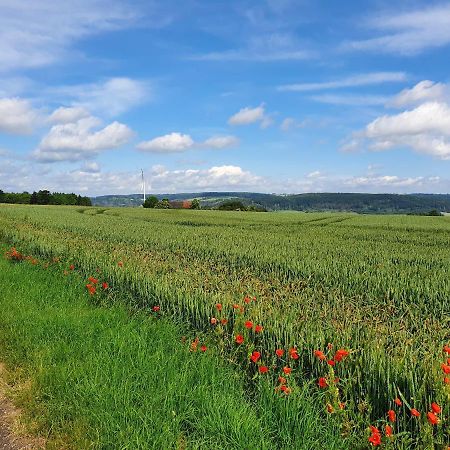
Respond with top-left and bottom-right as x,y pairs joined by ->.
143,196 -> 159,208
156,198 -> 171,209
190,199 -> 201,210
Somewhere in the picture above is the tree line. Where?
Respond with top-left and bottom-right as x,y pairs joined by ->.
0,190 -> 92,206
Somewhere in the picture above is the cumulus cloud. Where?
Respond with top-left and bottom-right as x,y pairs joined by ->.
278,72 -> 406,92
33,114 -> 133,162
228,104 -> 272,128
137,132 -> 239,153
49,106 -> 91,124
0,97 -> 41,134
345,4 -> 450,55
47,77 -> 151,117
388,80 -> 448,108
310,94 -> 388,106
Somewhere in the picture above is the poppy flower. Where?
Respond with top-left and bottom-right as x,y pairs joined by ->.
326,403 -> 334,413
368,429 -> 381,447
327,359 -> 335,366
314,350 -> 326,360
255,325 -> 263,333
447,357 -> 450,365
244,296 -> 251,304
289,348 -> 299,360
275,349 -> 284,357
88,276 -> 98,284
442,363 -> 450,374
278,376 -> 287,385
431,402 -> 441,414
232,304 -> 240,310
118,261 -> 123,267
250,351 -> 261,363
394,398 -> 402,406
387,410 -> 396,422
444,377 -> 450,384
369,426 -> 380,434
259,366 -> 268,374
385,425 -> 393,437
152,305 -> 160,312
200,345 -> 207,352
102,282 -> 108,290
244,320 -> 253,329
221,318 -> 228,325
318,377 -> 328,388
210,317 -> 217,325
334,349 -> 349,362
339,402 -> 345,410
235,334 -> 244,344
283,367 -> 292,375
280,385 -> 291,394
410,409 -> 420,417
443,344 -> 450,355
327,343 -> 333,350
216,303 -> 222,311
427,412 -> 439,425
69,264 -> 75,270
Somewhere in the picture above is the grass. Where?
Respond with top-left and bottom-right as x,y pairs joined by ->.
0,244 -> 343,449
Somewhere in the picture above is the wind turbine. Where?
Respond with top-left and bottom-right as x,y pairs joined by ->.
141,169 -> 146,204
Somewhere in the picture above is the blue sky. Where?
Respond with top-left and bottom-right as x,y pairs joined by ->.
1,0 -> 450,195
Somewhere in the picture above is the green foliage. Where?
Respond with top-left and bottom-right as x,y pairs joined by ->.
143,195 -> 159,208
190,198 -> 201,210
156,198 -> 171,209
217,200 -> 247,211
0,189 -> 91,206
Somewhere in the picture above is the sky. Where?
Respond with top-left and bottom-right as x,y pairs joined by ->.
1,0 -> 450,196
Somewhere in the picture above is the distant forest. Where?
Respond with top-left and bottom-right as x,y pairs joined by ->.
92,192 -> 450,214
0,190 -> 92,206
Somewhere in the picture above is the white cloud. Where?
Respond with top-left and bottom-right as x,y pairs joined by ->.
344,175 -> 427,189
346,4 -> 450,55
137,132 -> 239,153
311,93 -> 388,106
49,106 -> 91,124
389,80 -> 448,108
48,77 -> 151,117
228,104 -> 271,127
137,132 -> 194,153
202,135 -> 239,149
33,114 -> 133,162
280,117 -> 309,131
278,72 -> 406,92
306,171 -> 323,179
0,0 -> 139,72
0,97 -> 41,134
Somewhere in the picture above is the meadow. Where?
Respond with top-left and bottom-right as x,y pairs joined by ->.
0,204 -> 449,449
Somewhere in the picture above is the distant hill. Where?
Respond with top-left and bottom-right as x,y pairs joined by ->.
91,192 -> 450,214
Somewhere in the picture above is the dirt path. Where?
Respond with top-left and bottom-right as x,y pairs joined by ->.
0,364 -> 44,450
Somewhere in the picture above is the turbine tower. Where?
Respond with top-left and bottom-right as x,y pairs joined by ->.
141,169 -> 146,204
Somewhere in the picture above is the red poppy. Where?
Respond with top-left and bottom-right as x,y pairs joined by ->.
327,359 -> 335,366
152,305 -> 160,312
431,402 -> 441,414
289,348 -> 299,360
427,412 -> 439,425
387,410 -> 396,422
191,340 -> 198,351
221,318 -> 228,325
280,385 -> 291,394
69,264 -> 75,270
283,367 -> 292,375
368,429 -> 381,447
443,344 -> 450,355
448,357 -> 450,365
102,282 -> 108,289
385,425 -> 393,437
250,351 -> 261,363
369,426 -> 380,434
232,304 -> 240,309
210,317 -> 217,325
410,409 -> 420,417
326,404 -> 334,413
442,363 -> 450,374
88,276 -> 98,284
314,350 -> 326,360
259,366 -> 268,374
278,376 -> 287,385
118,261 -> 123,267
235,334 -> 244,344
444,377 -> 450,384
200,345 -> 207,352
216,303 -> 222,311
334,349 -> 349,362
244,296 -> 251,304
255,325 -> 263,333
244,320 -> 253,329
318,377 -> 328,388
275,349 -> 284,357
339,402 -> 345,410
394,398 -> 402,406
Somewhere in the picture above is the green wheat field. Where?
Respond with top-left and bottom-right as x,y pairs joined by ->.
0,204 -> 449,449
